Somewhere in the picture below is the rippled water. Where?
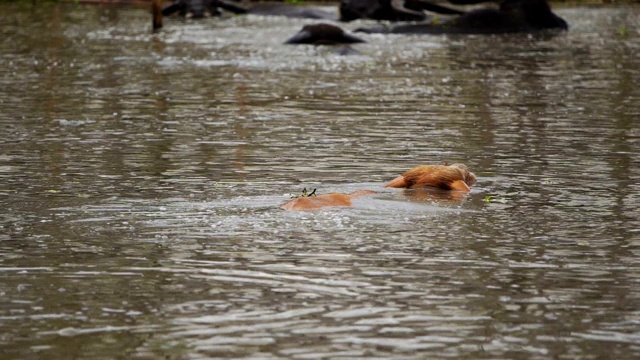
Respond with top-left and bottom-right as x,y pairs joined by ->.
1,2 -> 639,359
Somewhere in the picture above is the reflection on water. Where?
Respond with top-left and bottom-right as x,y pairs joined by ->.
1,2 -> 639,359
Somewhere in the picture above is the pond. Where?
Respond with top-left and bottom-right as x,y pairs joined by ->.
1,1 -> 639,358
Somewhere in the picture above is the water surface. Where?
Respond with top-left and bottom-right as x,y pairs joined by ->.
1,2 -> 639,359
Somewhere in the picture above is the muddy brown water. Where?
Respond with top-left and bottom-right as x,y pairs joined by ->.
1,2 -> 639,359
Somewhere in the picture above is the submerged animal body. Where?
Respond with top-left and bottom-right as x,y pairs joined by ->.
282,164 -> 476,211
247,4 -> 338,20
162,0 -> 337,19
384,164 -> 477,192
285,24 -> 365,45
162,0 -> 247,18
340,0 -> 464,22
355,0 -> 567,34
281,190 -> 376,211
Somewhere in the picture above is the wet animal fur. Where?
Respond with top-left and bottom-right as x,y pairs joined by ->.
282,164 -> 476,211
383,164 -> 477,192
281,190 -> 376,211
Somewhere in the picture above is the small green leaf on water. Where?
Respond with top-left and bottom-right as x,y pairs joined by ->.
484,195 -> 509,204
617,26 -> 628,37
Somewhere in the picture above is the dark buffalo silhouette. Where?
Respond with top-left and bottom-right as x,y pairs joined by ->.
247,4 -> 338,20
353,0 -> 568,34
162,0 -> 246,18
162,0 -> 338,20
340,0 -> 465,22
285,23 -> 365,45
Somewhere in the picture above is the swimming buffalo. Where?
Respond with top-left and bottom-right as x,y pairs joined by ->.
162,0 -> 246,18
340,0 -> 465,22
247,3 -> 338,20
285,24 -> 365,45
162,0 -> 338,20
344,0 -> 568,34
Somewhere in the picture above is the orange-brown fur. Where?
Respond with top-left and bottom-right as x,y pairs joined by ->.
282,164 -> 476,211
281,190 -> 376,211
384,164 -> 477,192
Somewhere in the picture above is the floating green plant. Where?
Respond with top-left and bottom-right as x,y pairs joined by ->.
483,195 -> 507,204
617,26 -> 628,37
483,191 -> 520,204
